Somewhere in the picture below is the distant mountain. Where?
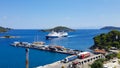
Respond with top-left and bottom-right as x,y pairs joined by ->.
100,26 -> 120,30
41,26 -> 74,32
0,26 -> 11,32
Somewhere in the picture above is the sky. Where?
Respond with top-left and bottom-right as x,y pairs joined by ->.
0,0 -> 120,29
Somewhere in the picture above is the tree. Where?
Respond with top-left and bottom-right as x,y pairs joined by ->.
113,41 -> 120,49
91,59 -> 104,68
117,52 -> 120,59
0,26 -> 8,32
105,53 -> 117,61
91,61 -> 103,68
91,30 -> 120,50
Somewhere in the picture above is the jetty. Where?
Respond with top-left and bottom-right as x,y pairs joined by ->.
11,41 -> 82,55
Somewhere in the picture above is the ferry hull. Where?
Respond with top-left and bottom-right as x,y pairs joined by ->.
46,35 -> 68,39
46,36 -> 60,39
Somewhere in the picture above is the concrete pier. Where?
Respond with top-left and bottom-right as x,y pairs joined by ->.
11,42 -> 82,55
36,54 -> 104,68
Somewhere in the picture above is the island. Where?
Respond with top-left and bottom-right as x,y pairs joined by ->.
41,26 -> 74,32
0,26 -> 11,33
100,26 -> 120,30
0,35 -> 20,38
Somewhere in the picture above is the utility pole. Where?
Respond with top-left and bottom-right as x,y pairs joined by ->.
26,48 -> 29,68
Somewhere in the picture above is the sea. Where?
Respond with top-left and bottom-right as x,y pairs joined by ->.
0,29 -> 110,68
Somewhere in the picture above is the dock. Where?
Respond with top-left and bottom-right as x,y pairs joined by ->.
11,41 -> 82,55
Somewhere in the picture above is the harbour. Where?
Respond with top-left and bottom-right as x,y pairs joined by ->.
11,41 -> 105,68
0,29 -> 109,68
0,0 -> 119,68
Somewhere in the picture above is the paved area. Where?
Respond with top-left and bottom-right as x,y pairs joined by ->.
104,58 -> 120,68
36,54 -> 103,68
36,61 -> 70,68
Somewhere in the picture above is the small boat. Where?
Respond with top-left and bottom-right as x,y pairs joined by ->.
11,41 -> 31,47
32,35 -> 45,46
46,31 -> 68,39
31,41 -> 45,46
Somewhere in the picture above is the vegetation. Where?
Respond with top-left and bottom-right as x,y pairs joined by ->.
91,59 -> 104,68
91,53 -> 120,68
105,53 -> 117,61
0,35 -> 18,38
101,26 -> 120,30
0,26 -> 8,32
0,26 -> 11,33
41,26 -> 74,32
4,35 -> 12,38
117,52 -> 120,59
91,30 -> 120,50
91,52 -> 120,68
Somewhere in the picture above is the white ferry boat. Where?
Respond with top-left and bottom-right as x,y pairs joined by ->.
46,31 -> 68,39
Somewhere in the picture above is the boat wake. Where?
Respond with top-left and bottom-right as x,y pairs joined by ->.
68,35 -> 78,38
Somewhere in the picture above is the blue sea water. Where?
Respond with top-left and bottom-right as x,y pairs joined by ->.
0,29 -> 110,68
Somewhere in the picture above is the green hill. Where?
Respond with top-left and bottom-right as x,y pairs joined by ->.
0,26 -> 10,32
100,26 -> 120,30
41,26 -> 74,32
90,30 -> 120,51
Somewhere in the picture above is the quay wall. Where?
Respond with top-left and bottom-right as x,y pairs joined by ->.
36,54 -> 105,68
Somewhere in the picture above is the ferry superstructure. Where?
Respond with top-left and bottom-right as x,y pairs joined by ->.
46,31 -> 68,39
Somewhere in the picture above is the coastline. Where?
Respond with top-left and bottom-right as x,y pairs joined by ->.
0,36 -> 20,38
0,29 -> 110,68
